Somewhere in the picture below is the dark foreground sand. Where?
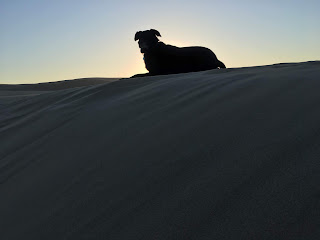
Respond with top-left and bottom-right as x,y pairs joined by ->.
0,62 -> 320,239
0,78 -> 118,106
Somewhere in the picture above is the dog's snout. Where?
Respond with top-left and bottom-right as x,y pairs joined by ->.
138,41 -> 148,49
138,40 -> 149,53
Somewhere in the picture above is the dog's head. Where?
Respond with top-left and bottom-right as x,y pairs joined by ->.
134,29 -> 161,53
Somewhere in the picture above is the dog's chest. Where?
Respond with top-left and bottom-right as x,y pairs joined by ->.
143,53 -> 163,71
144,51 -> 174,67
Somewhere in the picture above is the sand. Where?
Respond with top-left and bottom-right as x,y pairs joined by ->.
0,62 -> 320,239
0,78 -> 118,106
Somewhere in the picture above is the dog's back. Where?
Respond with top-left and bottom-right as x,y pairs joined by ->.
144,42 -> 225,75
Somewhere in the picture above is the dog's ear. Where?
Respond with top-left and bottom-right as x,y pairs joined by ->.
134,31 -> 142,41
150,29 -> 161,37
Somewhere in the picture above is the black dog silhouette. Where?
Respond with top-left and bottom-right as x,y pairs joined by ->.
132,29 -> 226,78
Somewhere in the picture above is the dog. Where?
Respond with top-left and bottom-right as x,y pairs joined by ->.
131,29 -> 226,78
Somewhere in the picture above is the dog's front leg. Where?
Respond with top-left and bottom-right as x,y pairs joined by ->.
130,73 -> 152,78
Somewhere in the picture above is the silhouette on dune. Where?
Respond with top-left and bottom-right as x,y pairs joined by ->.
132,29 -> 225,78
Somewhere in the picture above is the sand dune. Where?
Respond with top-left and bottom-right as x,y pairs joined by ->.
0,62 -> 320,239
0,78 -> 118,106
0,78 -> 118,91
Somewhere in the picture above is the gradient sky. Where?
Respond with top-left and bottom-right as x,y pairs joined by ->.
1,0 -> 319,84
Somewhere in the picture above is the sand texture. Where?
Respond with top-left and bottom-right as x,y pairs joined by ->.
0,62 -> 320,239
0,78 -> 118,106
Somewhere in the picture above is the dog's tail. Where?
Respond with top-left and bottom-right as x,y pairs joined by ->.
217,60 -> 226,69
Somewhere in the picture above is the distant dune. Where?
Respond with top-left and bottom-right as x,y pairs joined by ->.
0,61 -> 320,239
0,78 -> 119,91
0,78 -> 118,105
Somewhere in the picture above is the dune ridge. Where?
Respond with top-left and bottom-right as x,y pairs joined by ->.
0,61 -> 320,239
0,78 -> 119,91
0,78 -> 118,106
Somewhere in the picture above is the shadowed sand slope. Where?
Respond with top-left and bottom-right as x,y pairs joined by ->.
0,78 -> 118,106
0,62 -> 320,239
0,78 -> 119,91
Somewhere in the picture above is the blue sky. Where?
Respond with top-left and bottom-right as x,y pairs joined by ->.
1,0 -> 319,83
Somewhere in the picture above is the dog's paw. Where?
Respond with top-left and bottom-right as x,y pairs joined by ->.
130,73 -> 150,78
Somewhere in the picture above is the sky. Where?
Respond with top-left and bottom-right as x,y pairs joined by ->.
0,0 -> 319,84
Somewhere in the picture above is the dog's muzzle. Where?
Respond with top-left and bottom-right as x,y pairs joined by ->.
138,41 -> 149,53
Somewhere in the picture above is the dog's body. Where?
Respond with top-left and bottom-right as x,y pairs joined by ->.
132,29 -> 225,78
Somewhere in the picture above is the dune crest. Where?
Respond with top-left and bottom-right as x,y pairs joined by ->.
1,61 -> 320,239
0,78 -> 118,106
